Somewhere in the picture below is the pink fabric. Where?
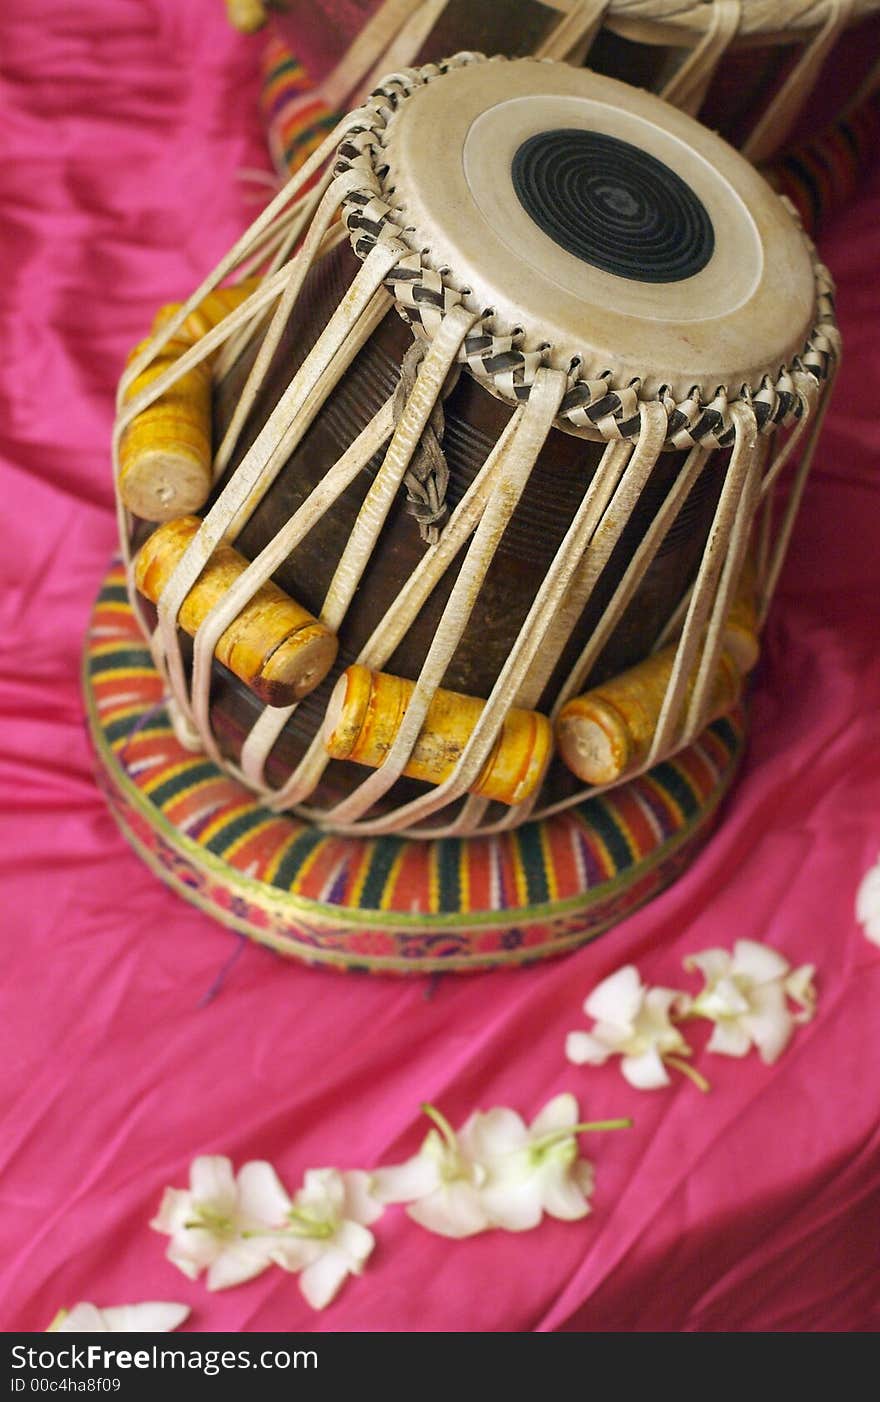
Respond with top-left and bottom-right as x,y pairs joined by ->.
1,0 -> 878,1335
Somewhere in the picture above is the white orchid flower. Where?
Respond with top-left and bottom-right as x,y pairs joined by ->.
237,1162 -> 384,1311
856,855 -> 880,946
463,1094 -> 611,1233
150,1155 -> 276,1291
373,1105 -> 492,1239
374,1095 -> 629,1238
48,1302 -> 189,1332
684,939 -> 817,1064
565,965 -> 704,1091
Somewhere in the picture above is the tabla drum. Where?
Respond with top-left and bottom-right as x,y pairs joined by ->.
87,54 -> 839,974
258,0 -> 880,163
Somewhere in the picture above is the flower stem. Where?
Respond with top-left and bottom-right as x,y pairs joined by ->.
530,1118 -> 632,1153
665,1055 -> 711,1093
421,1102 -> 459,1153
287,1208 -> 334,1239
574,1118 -> 633,1134
183,1207 -> 234,1234
241,1214 -> 334,1241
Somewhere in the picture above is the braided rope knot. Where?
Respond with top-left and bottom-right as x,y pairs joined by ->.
392,338 -> 460,544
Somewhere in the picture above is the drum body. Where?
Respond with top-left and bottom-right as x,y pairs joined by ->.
179,237 -> 725,812
99,54 -> 839,970
268,0 -> 880,160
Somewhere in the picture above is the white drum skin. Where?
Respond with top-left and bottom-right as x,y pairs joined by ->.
382,59 -> 817,399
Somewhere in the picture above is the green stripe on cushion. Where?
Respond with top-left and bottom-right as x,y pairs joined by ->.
150,761 -> 219,811
204,806 -> 275,858
710,713 -> 739,756
582,797 -> 634,872
97,584 -> 130,604
650,759 -> 700,821
437,837 -> 463,913
89,648 -> 151,677
271,825 -> 327,892
359,837 -> 405,910
516,823 -> 550,907
105,714 -> 163,746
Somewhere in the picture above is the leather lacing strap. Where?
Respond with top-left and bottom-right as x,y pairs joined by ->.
743,0 -> 858,162
660,0 -> 742,116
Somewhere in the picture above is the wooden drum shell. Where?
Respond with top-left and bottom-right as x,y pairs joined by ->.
135,237 -> 726,813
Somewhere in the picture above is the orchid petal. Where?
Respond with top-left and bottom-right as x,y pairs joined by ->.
683,948 -> 731,983
749,978 -> 788,1014
482,1177 -> 546,1233
584,964 -> 643,1027
268,1235 -> 322,1273
621,1048 -> 671,1090
54,1303 -> 107,1332
540,1161 -> 593,1222
574,1158 -> 596,1199
189,1156 -> 238,1215
205,1240 -> 274,1292
459,1107 -> 528,1161
407,1183 -> 491,1239
565,1030 -> 612,1066
299,1168 -> 346,1218
333,1218 -> 376,1268
589,1019 -> 639,1050
644,985 -> 687,1018
855,859 -> 880,944
165,1227 -> 220,1279
529,1093 -> 579,1137
149,1187 -> 192,1236
299,1249 -> 352,1311
705,1019 -> 753,1058
694,975 -> 752,1021
642,988 -> 692,1050
237,1161 -> 291,1227
341,1170 -> 384,1227
371,1154 -> 439,1204
741,984 -> 794,1064
100,1303 -> 190,1333
785,964 -> 817,1022
731,939 -> 790,985
743,1016 -> 793,1065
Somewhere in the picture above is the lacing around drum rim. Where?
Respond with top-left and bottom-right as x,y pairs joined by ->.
330,52 -> 840,450
600,0 -> 877,41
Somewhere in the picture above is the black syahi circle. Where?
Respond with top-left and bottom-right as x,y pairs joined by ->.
511,128 -> 714,284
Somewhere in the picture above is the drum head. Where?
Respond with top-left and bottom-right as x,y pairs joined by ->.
379,58 -> 817,398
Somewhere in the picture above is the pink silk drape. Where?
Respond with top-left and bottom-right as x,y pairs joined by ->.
1,0 -> 878,1333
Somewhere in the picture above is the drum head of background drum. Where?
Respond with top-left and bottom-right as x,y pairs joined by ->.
380,58 -> 816,402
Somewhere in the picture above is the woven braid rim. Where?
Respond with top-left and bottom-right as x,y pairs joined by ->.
333,52 -> 840,448
600,0 -> 880,39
